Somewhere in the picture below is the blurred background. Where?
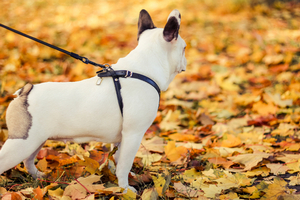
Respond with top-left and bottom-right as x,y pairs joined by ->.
1,0 -> 300,134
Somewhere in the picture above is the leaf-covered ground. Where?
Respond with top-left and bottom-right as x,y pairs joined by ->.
1,0 -> 300,199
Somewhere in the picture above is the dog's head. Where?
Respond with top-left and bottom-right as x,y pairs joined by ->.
137,9 -> 187,90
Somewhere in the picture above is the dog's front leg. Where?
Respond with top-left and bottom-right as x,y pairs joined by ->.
116,133 -> 144,193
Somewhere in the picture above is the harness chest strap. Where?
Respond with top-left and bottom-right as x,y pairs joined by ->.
97,69 -> 161,116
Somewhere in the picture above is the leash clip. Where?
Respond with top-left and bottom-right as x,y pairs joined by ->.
125,70 -> 133,78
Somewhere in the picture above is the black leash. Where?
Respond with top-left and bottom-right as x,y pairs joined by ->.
0,23 -> 161,115
0,23 -> 106,68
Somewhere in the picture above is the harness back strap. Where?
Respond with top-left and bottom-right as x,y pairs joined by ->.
97,69 -> 161,115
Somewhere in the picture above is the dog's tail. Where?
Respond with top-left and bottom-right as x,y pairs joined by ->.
14,83 -> 34,96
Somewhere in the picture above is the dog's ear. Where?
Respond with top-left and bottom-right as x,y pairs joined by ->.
163,9 -> 181,42
137,9 -> 156,40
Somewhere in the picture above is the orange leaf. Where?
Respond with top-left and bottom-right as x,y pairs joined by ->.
10,193 -> 23,200
207,157 -> 234,169
36,157 -> 47,172
168,133 -> 196,142
165,141 -> 188,162
221,134 -> 241,148
32,187 -> 43,200
252,101 -> 278,116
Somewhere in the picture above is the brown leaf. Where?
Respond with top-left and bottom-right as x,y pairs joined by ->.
228,153 -> 271,171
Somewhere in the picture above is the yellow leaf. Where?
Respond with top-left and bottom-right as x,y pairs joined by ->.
122,188 -> 137,200
202,184 -> 223,198
244,167 -> 270,177
0,187 -> 7,195
219,192 -> 239,200
287,143 -> 300,151
286,159 -> 300,173
261,177 -> 287,200
216,172 -> 254,190
242,185 -> 258,194
152,175 -> 166,196
78,156 -> 100,175
182,168 -> 202,183
48,187 -> 64,198
0,129 -> 8,142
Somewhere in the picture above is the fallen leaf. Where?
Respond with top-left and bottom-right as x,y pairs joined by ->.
173,181 -> 199,198
48,187 -> 64,199
207,157 -> 234,169
202,184 -> 223,198
135,150 -> 162,166
261,177 -> 287,200
264,92 -> 293,107
286,176 -> 300,186
33,187 -> 44,200
228,153 -> 271,171
266,163 -> 289,175
141,188 -> 158,200
164,141 -> 188,162
141,136 -> 164,153
221,134 -> 241,147
244,166 -> 270,177
36,157 -> 48,172
78,156 -> 100,175
252,101 -> 278,115
122,188 -> 137,200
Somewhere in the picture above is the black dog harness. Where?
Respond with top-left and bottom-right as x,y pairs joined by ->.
97,66 -> 160,116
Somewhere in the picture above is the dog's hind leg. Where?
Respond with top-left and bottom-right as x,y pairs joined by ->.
0,137 -> 46,178
23,142 -> 46,178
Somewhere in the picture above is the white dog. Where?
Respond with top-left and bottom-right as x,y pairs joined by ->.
0,9 -> 186,192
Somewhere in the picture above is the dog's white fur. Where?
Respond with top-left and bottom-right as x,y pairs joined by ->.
0,9 -> 186,192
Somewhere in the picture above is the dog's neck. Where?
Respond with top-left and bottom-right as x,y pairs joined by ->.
113,44 -> 174,92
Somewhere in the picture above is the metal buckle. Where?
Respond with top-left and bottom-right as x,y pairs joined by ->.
125,70 -> 132,78
96,77 -> 103,85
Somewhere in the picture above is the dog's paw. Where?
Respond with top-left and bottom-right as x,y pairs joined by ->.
124,186 -> 137,194
35,171 -> 46,179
